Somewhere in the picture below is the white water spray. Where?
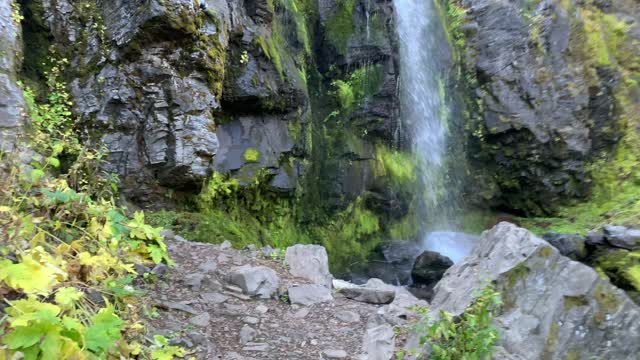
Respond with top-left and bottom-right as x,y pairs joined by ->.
394,0 -> 475,262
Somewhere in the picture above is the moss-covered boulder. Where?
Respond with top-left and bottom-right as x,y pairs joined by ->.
426,222 -> 640,359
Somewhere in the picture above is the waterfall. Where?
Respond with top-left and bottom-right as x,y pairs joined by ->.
394,0 -> 475,262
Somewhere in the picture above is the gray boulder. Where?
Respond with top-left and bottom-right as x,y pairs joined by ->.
285,245 -> 333,288
0,1 -> 28,156
361,319 -> 395,360
227,265 -> 280,299
423,222 -> 640,359
603,225 -> 640,250
542,232 -> 588,260
288,284 -> 334,306
341,287 -> 395,305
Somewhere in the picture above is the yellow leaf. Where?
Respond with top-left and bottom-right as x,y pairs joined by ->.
54,287 -> 83,309
0,206 -> 12,212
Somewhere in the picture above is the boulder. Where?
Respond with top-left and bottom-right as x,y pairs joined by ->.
0,0 -> 28,156
361,318 -> 395,360
288,285 -> 334,306
227,265 -> 280,299
542,233 -> 588,260
285,245 -> 333,288
410,250 -> 453,286
422,222 -> 640,359
603,225 -> 640,250
341,287 -> 395,305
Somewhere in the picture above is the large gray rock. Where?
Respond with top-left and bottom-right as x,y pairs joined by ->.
0,1 -> 27,155
425,222 -> 640,359
227,265 -> 280,299
285,245 -> 333,288
287,284 -> 334,306
603,225 -> 640,250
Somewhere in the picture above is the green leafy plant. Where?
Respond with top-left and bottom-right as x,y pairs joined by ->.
405,285 -> 502,360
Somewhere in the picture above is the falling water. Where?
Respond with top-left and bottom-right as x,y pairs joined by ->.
394,0 -> 475,262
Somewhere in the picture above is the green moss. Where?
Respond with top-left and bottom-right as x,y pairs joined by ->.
435,0 -> 467,53
543,322 -> 559,360
594,282 -> 623,320
331,64 -> 385,114
325,0 -> 356,55
460,210 -> 500,234
538,245 -> 555,258
243,148 -> 261,163
563,295 -> 589,311
504,263 -> 530,288
596,250 -> 640,292
565,352 -> 579,360
375,146 -> 416,185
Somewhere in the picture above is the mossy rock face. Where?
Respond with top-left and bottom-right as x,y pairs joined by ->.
453,0 -> 640,216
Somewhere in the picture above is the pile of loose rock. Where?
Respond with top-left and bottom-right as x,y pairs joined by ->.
140,233 -> 426,359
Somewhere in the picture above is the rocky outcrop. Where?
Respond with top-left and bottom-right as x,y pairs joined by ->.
410,250 -> 453,286
458,0 -> 640,214
423,222 -> 640,359
25,0 -> 310,205
0,1 -> 27,156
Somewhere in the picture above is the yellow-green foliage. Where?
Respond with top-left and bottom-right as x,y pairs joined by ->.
596,250 -> 640,292
375,145 -> 417,185
436,0 -> 467,50
325,0 -> 356,55
243,148 -> 261,162
401,286 -> 501,360
1,66 -> 178,358
582,9 -> 612,66
331,64 -> 385,114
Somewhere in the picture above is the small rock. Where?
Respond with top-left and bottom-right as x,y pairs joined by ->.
198,260 -> 218,273
224,284 -> 244,293
151,263 -> 169,277
321,349 -> 348,359
310,339 -> 318,345
586,231 -> 606,246
243,316 -> 260,325
245,244 -> 257,251
227,265 -> 280,299
201,292 -> 228,304
239,324 -> 257,344
288,285 -> 334,306
335,310 -> 361,323
542,233 -> 586,260
188,332 -> 207,346
164,302 -> 198,315
159,229 -> 176,240
341,287 -> 395,304
243,342 -> 270,352
255,304 -> 269,314
134,263 -> 150,275
225,291 -> 252,300
291,307 -> 310,319
285,245 -> 333,288
184,273 -> 205,290
188,312 -> 211,327
261,245 -> 274,257
603,225 -> 640,250
220,240 -> 232,250
332,279 -> 359,290
224,303 -> 248,312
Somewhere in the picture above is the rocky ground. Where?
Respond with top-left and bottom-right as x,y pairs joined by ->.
139,232 -> 425,359
138,223 -> 640,360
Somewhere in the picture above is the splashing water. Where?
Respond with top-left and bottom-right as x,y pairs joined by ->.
394,0 -> 475,261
